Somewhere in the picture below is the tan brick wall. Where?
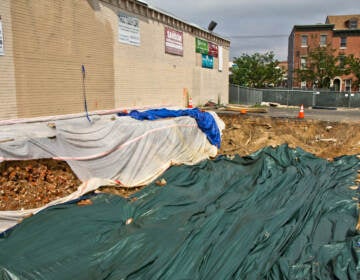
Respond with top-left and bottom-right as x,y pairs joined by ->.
2,0 -> 229,120
10,0 -> 115,118
101,2 -> 229,109
0,1 -> 18,119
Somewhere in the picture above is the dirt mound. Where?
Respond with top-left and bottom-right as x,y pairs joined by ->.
0,113 -> 359,211
0,159 -> 80,210
219,113 -> 360,159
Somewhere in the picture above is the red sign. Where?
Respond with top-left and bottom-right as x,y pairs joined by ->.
165,27 -> 183,56
208,42 -> 218,57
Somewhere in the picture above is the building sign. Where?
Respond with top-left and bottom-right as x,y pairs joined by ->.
118,12 -> 140,46
208,42 -> 218,57
0,21 -> 4,55
202,54 -> 213,69
196,38 -> 208,54
218,46 -> 223,71
165,27 -> 183,56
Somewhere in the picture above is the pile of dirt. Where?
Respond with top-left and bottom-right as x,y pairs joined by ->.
218,113 -> 360,159
0,159 -> 80,210
0,113 -> 359,211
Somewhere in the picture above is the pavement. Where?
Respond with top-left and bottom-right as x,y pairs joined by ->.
268,106 -> 360,122
217,106 -> 360,123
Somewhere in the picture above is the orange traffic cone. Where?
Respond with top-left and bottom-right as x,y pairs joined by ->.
297,104 -> 304,119
188,95 -> 193,108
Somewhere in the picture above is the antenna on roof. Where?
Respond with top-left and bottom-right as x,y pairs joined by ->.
208,20 -> 217,32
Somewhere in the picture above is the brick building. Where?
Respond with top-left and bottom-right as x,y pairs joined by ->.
288,14 -> 360,91
0,0 -> 230,120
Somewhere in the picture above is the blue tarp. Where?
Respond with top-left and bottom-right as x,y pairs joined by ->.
118,108 -> 222,148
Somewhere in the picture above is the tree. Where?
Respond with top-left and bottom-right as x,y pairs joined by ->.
295,45 -> 348,89
230,52 -> 283,88
347,55 -> 360,90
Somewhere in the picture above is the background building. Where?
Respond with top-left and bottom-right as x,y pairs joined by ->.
277,61 -> 288,87
288,14 -> 360,91
0,0 -> 230,120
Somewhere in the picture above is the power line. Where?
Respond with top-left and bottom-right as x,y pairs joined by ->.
225,34 -> 289,39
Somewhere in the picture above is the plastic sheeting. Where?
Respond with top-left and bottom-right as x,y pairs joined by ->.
118,108 -> 222,148
0,111 -> 225,187
0,145 -> 359,279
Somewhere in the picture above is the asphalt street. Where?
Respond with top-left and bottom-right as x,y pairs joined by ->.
267,106 -> 360,122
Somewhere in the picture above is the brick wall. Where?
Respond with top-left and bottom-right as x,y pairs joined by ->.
289,26 -> 360,91
0,0 -> 229,120
291,29 -> 334,88
9,0 -> 115,119
0,1 -> 17,119
101,1 -> 229,109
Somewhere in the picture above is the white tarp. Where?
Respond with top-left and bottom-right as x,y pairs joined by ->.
0,111 -> 225,232
0,112 -> 224,186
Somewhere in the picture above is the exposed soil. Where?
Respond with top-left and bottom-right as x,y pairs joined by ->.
0,160 -> 80,210
1,113 -> 360,211
218,113 -> 360,159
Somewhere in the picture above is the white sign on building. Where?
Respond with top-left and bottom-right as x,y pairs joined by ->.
218,46 -> 223,72
0,21 -> 4,55
118,13 -> 140,46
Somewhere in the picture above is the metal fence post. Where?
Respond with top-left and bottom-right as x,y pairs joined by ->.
312,91 -> 319,107
237,85 -> 240,104
348,93 -> 354,108
287,90 -> 289,106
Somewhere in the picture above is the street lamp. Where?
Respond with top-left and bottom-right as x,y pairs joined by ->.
208,21 -> 217,32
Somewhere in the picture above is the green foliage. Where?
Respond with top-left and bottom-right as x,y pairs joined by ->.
346,55 -> 360,89
230,52 -> 283,88
295,46 -> 348,89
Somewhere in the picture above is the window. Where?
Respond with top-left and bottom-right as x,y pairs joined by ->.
301,35 -> 308,47
340,36 -> 347,48
339,55 -> 346,68
345,79 -> 352,92
300,57 -> 307,69
320,35 -> 327,46
301,81 -> 306,89
348,19 -> 358,29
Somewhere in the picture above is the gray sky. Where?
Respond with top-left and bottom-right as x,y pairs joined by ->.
145,0 -> 360,61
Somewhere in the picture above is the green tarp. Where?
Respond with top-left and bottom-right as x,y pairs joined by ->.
0,145 -> 359,279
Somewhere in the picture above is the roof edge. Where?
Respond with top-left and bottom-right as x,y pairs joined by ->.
100,0 -> 230,45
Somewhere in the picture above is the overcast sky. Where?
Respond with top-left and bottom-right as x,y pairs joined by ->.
145,0 -> 360,61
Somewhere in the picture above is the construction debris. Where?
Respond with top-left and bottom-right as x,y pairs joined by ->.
225,105 -> 268,113
155,178 -> 167,186
0,159 -> 80,210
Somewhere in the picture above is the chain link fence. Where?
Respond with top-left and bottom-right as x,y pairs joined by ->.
229,84 -> 360,108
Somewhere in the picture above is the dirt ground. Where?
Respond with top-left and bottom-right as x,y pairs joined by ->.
218,113 -> 360,159
1,113 -> 360,211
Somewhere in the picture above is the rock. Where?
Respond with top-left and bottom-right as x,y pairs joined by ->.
155,178 -> 167,186
126,218 -> 133,225
325,125 -> 333,131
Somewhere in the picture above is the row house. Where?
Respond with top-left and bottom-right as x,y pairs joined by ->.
288,14 -> 360,91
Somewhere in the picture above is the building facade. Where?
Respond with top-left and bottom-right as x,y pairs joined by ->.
288,14 -> 360,91
277,61 -> 288,87
0,0 -> 230,120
